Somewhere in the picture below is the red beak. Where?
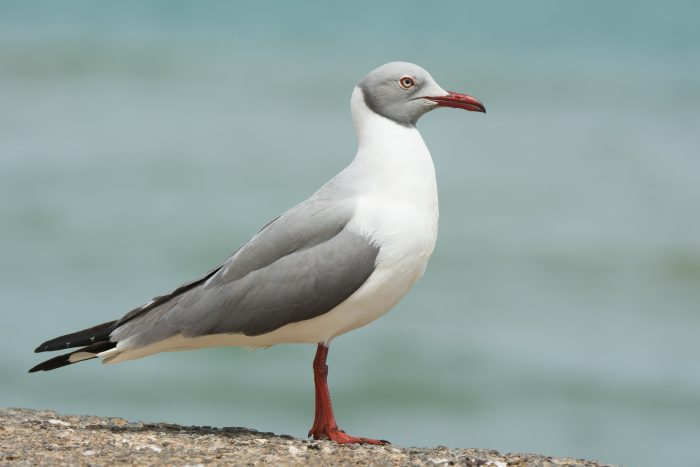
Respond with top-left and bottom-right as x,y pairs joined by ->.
426,91 -> 486,113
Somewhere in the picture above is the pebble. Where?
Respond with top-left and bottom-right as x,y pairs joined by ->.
47,419 -> 71,427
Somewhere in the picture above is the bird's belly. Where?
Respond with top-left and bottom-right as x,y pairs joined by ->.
244,222 -> 436,346
241,200 -> 437,345
309,196 -> 439,339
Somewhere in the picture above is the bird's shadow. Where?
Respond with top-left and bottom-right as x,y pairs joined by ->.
83,421 -> 296,441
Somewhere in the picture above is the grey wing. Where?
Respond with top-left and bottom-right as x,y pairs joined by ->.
111,198 -> 379,348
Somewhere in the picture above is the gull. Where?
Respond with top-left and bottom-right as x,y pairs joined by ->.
30,61 -> 485,444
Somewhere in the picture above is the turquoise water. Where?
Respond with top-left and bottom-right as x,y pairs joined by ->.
1,2 -> 699,466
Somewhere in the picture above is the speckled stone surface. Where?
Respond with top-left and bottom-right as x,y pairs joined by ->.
0,408 -> 615,466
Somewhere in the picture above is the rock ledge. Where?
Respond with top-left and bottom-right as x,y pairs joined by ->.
0,408 -> 614,466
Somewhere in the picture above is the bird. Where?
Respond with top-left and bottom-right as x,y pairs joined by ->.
30,61 -> 485,445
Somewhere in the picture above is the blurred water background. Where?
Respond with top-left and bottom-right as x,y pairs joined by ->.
1,1 -> 699,466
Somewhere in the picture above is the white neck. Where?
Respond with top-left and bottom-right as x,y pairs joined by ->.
344,87 -> 437,208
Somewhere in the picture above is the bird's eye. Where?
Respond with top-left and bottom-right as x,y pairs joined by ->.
398,76 -> 415,89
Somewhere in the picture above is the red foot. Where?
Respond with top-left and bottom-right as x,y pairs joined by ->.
309,426 -> 388,445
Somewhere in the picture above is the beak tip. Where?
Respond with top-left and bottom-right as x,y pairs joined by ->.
428,91 -> 486,114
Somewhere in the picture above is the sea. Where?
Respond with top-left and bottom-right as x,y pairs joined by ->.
1,2 -> 698,466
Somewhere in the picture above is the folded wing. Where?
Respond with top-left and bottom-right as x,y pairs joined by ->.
110,197 -> 379,350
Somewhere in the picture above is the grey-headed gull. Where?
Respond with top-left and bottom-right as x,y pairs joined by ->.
30,62 -> 485,444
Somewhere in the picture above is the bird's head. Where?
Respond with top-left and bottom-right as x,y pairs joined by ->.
356,61 -> 485,127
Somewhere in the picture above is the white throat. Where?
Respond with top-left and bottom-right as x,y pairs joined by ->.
346,87 -> 438,210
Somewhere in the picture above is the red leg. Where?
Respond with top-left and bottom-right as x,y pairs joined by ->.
307,343 -> 388,445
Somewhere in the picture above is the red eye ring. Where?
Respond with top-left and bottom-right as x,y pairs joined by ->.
399,76 -> 415,89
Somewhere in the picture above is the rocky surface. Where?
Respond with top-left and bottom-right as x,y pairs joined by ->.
0,408 -> 614,466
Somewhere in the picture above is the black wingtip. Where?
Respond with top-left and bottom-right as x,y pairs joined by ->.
29,341 -> 117,373
28,364 -> 45,373
29,353 -> 82,373
34,320 -> 118,353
